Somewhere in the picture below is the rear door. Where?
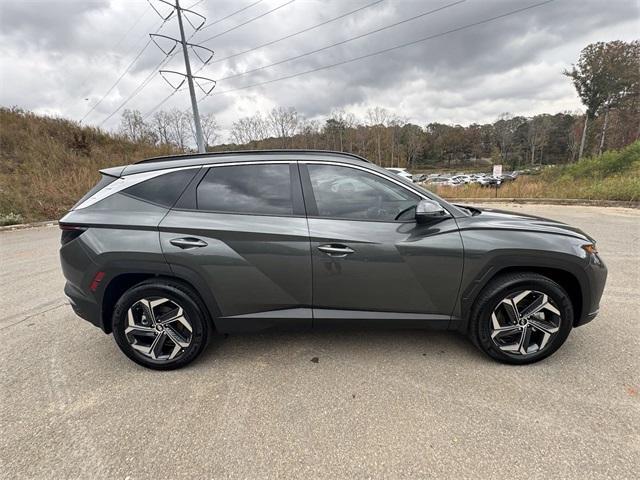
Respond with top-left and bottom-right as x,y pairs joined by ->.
159,161 -> 312,332
300,162 -> 463,327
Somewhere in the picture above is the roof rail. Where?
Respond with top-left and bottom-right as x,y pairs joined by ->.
135,149 -> 371,164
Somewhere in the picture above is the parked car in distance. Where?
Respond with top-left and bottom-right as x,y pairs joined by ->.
425,176 -> 461,187
451,175 -> 472,184
413,173 -> 428,183
385,167 -> 414,182
477,175 -> 502,187
60,150 -> 607,370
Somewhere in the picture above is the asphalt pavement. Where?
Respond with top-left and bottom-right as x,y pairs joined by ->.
1,203 -> 638,479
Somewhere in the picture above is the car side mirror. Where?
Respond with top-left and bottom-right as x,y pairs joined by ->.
415,199 -> 446,223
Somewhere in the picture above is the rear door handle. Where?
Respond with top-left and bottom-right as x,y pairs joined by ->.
317,244 -> 355,257
170,237 -> 208,249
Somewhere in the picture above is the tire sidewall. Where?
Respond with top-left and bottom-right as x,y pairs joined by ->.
474,275 -> 573,365
112,283 -> 208,370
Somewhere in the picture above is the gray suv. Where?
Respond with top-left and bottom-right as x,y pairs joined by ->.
59,150 -> 607,370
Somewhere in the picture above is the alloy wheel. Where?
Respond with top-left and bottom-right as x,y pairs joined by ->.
124,297 -> 193,361
490,290 -> 562,356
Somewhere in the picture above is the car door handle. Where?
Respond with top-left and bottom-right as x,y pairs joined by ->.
317,244 -> 355,257
170,237 -> 208,249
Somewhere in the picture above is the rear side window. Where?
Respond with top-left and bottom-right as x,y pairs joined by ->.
123,169 -> 198,207
197,164 -> 293,215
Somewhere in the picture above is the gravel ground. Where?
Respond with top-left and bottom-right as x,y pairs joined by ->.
1,203 -> 638,479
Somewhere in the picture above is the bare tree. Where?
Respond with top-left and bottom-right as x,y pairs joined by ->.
268,106 -> 299,144
190,112 -> 219,149
151,111 -> 172,145
526,115 -> 551,165
167,108 -> 190,151
299,118 -> 321,149
367,107 -> 389,164
120,109 -> 156,144
231,113 -> 269,145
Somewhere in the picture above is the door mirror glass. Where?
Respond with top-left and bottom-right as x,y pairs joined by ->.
415,199 -> 446,223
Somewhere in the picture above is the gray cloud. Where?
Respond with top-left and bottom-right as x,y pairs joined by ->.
0,0 -> 638,139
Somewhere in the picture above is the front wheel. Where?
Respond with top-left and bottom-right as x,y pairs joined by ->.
469,273 -> 574,364
112,279 -> 210,370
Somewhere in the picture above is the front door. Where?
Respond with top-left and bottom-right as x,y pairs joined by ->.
299,162 -> 463,327
159,162 -> 312,332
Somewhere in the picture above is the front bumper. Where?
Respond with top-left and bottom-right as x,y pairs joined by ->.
575,253 -> 607,327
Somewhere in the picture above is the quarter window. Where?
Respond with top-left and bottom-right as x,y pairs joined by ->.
197,164 -> 293,215
307,164 -> 420,221
124,169 -> 198,207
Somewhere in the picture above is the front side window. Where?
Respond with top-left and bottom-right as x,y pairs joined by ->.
197,163 -> 293,215
307,164 -> 420,221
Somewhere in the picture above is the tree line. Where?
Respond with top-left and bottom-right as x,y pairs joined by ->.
118,40 -> 639,169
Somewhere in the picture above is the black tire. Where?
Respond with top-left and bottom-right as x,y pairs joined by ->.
469,272 -> 573,365
112,279 -> 210,370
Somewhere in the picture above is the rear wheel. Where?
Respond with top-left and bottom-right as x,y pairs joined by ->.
112,279 -> 210,370
469,273 -> 573,364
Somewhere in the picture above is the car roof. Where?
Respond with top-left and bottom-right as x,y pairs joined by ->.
113,149 -> 372,176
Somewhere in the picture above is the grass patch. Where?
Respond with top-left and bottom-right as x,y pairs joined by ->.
435,141 -> 640,202
0,212 -> 24,226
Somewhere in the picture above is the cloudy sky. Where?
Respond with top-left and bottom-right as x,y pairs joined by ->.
0,0 -> 638,140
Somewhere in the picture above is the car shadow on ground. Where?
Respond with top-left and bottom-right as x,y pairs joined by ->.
195,327 -> 489,368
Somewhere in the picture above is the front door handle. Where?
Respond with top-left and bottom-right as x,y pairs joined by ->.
170,237 -> 208,249
317,244 -> 355,257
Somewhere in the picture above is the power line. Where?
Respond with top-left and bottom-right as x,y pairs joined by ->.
186,0 -> 206,8
216,0 -> 466,83
198,0 -> 265,31
144,0 -> 386,115
203,0 -> 555,99
97,54 -> 173,127
81,18 -> 168,122
208,0 -> 384,66
97,0 -> 274,125
198,0 -> 295,43
112,7 -> 150,52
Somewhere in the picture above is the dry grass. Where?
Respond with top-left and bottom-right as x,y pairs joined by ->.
435,142 -> 640,202
0,108 -> 177,221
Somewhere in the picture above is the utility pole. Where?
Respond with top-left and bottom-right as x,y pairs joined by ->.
175,0 -> 205,153
149,0 -> 216,153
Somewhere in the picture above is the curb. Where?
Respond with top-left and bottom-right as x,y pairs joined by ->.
444,198 -> 640,209
0,220 -> 58,232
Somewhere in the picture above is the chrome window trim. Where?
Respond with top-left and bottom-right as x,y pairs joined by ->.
74,159 -> 435,211
73,166 -> 200,210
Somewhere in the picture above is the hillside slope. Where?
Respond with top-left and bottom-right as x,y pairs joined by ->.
0,108 -> 176,222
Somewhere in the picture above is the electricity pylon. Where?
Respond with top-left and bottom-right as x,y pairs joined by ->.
149,0 -> 216,153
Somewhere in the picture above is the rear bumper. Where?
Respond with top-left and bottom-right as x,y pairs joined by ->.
64,282 -> 107,332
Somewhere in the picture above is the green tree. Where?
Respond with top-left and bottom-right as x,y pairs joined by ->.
564,40 -> 640,158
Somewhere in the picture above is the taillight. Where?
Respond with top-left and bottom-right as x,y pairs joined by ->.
60,224 -> 86,245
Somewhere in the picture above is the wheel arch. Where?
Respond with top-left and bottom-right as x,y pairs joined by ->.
459,264 -> 585,332
101,270 -> 220,333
